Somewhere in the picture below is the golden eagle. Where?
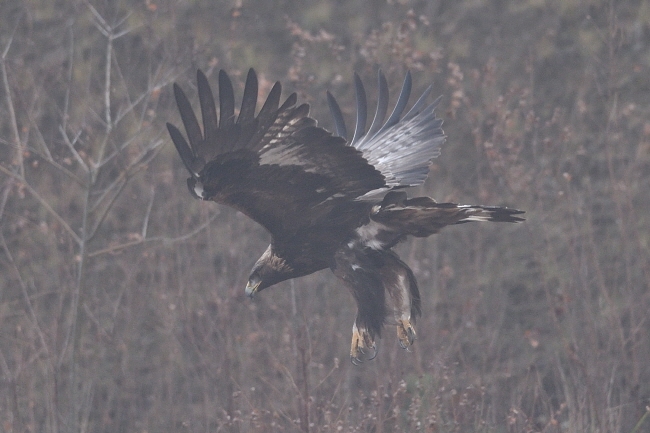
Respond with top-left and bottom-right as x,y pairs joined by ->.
167,68 -> 524,364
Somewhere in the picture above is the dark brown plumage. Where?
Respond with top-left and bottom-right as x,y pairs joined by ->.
167,68 -> 524,363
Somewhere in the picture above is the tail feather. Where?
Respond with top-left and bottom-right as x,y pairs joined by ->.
455,205 -> 525,224
372,194 -> 524,238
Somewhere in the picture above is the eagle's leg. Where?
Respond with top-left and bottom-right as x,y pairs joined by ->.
381,252 -> 421,351
350,322 -> 377,365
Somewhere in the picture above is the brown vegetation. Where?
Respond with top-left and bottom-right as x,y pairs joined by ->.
0,0 -> 649,432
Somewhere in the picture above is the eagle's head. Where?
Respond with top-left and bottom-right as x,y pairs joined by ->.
245,244 -> 295,297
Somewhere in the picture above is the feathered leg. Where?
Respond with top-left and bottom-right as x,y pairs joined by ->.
378,251 -> 421,350
331,246 -> 387,364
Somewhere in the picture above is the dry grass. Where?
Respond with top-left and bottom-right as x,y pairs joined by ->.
0,0 -> 649,432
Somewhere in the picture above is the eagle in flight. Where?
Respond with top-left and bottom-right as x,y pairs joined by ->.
167,68 -> 524,364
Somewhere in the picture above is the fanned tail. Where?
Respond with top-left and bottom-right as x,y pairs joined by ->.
371,191 -> 525,238
453,204 -> 526,224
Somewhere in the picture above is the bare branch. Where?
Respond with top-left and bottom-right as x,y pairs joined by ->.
21,124 -> 85,187
59,126 -> 89,173
85,2 -> 110,37
87,140 -> 164,240
87,211 -> 220,258
1,28 -> 24,178
111,51 -> 165,126
0,164 -> 81,245
62,23 -> 75,133
103,29 -> 113,134
0,233 -> 53,374
142,187 -> 155,238
0,177 -> 12,222
87,177 -> 128,241
26,104 -> 53,161
0,132 -> 85,188
113,87 -> 151,125
93,129 -> 160,170
85,3 -> 134,170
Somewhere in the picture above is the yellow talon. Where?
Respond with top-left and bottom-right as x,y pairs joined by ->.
397,318 -> 416,350
350,323 -> 376,364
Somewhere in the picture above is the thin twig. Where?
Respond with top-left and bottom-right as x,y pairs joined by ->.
0,164 -> 81,245
103,32 -> 112,134
2,28 -> 24,178
0,233 -> 53,374
630,408 -> 650,433
87,211 -> 220,258
59,126 -> 89,173
96,133 -> 162,172
0,177 -> 12,222
85,1 -> 133,169
60,172 -> 91,433
95,137 -> 161,202
142,187 -> 155,238
26,105 -> 53,159
0,130 -> 84,187
113,88 -> 153,125
62,23 -> 75,133
87,141 -> 163,240
86,1 -> 132,38
87,177 -> 128,241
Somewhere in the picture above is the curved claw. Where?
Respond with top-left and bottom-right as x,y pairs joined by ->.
351,344 -> 376,365
397,319 -> 417,350
350,323 -> 378,365
367,343 -> 377,360
406,326 -> 416,345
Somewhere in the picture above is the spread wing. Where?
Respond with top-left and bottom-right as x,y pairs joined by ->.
167,69 -> 386,238
327,70 -> 445,195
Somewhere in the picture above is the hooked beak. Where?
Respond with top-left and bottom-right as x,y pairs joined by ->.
245,280 -> 261,298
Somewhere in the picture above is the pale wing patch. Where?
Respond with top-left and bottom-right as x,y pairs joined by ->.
258,144 -> 321,173
355,220 -> 390,250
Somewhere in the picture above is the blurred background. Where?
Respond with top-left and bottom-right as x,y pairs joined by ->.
0,0 -> 649,432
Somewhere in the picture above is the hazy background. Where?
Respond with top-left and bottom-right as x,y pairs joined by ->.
1,0 -> 649,432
